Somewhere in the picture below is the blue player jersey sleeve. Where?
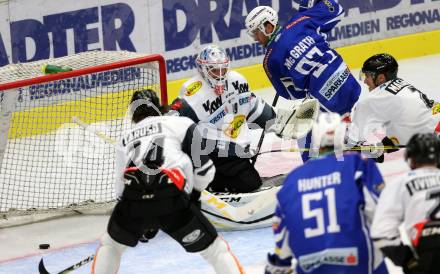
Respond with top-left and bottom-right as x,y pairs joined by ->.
301,0 -> 344,34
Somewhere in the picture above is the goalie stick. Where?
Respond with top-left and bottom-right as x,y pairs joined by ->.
251,94 -> 279,165
72,117 -> 279,222
38,256 -> 94,274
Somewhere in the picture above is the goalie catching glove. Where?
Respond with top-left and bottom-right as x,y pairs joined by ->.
271,98 -> 319,139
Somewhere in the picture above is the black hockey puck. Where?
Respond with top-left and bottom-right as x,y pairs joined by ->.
39,244 -> 50,249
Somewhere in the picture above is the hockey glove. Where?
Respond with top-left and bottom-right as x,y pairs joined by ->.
366,143 -> 385,163
346,140 -> 385,163
381,243 -> 414,268
272,99 -> 319,140
298,0 -> 321,12
358,137 -> 399,162
265,253 -> 293,274
381,136 -> 400,153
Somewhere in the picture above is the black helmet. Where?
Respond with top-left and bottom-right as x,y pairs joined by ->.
405,133 -> 440,167
362,53 -> 398,81
130,89 -> 162,123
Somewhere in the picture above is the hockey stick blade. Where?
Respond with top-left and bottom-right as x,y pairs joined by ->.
39,256 -> 94,274
38,259 -> 50,274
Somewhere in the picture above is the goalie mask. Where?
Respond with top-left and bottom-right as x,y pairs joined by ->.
196,45 -> 230,95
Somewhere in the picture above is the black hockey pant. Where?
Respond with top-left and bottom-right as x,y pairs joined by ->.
207,155 -> 262,193
107,194 -> 218,253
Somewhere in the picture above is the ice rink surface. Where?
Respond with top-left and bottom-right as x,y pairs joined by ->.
0,54 -> 439,274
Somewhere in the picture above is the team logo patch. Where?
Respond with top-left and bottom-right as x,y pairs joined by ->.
182,229 -> 203,245
224,115 -> 245,139
319,64 -> 350,100
433,103 -> 440,115
323,0 -> 335,12
185,81 -> 202,96
298,247 -> 359,272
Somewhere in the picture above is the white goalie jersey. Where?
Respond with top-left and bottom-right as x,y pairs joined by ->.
114,116 -> 215,198
348,78 -> 440,145
371,167 -> 440,249
170,70 -> 276,156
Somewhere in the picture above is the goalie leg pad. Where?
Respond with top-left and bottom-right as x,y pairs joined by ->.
200,236 -> 245,274
92,233 -> 127,274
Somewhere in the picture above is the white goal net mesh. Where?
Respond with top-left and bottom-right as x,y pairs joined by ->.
0,51 -> 167,227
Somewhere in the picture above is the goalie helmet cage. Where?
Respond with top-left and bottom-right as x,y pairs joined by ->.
0,51 -> 168,227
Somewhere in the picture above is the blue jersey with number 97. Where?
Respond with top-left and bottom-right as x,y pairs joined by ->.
264,0 -> 360,115
273,153 -> 388,274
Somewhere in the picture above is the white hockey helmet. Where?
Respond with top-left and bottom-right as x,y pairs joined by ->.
245,6 -> 278,38
310,112 -> 345,154
196,45 -> 230,95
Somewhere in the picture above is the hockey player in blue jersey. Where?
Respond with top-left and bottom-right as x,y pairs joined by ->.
245,0 -> 361,162
264,112 -> 389,274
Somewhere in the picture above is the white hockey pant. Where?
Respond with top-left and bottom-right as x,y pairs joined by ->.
199,236 -> 244,274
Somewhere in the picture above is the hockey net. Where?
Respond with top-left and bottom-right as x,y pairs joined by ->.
0,51 -> 168,227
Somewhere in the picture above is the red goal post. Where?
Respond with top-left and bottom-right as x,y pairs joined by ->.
0,51 -> 168,227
